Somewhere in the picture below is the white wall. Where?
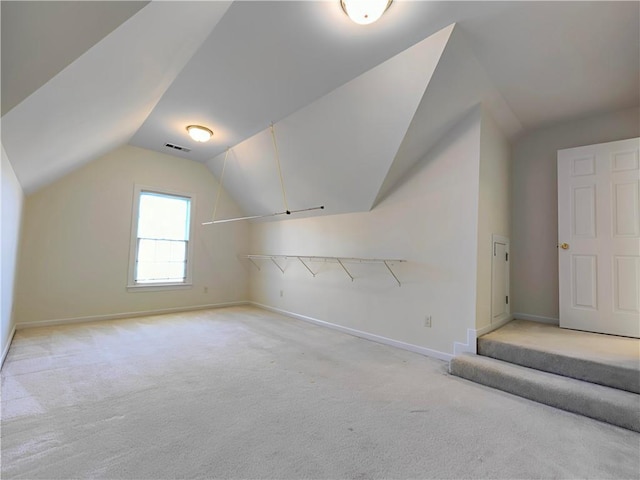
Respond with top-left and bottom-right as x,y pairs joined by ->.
249,107 -> 482,357
511,106 -> 640,320
476,107 -> 511,330
14,145 -> 249,326
1,145 -> 24,361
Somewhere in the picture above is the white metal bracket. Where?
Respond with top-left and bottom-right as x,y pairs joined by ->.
270,257 -> 285,274
336,258 -> 354,282
238,255 -> 405,286
297,257 -> 316,277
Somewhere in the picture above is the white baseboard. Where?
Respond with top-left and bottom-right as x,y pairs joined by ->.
476,314 -> 514,337
1,325 -> 17,369
250,302 -> 454,362
513,312 -> 559,325
453,328 -> 477,356
16,301 -> 250,330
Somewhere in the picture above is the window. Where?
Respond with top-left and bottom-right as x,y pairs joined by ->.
128,186 -> 194,289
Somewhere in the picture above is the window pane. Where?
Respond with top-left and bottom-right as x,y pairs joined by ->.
137,239 -> 156,262
135,238 -> 187,283
163,262 -> 186,281
133,189 -> 191,285
170,241 -> 186,262
136,262 -> 156,282
138,192 -> 190,241
136,261 -> 185,283
155,240 -> 171,261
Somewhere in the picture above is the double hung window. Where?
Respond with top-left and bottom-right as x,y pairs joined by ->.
128,186 -> 193,289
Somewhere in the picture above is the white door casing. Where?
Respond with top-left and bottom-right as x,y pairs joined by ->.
558,137 -> 640,338
491,235 -> 510,324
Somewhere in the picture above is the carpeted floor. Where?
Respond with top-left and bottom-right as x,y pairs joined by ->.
2,306 -> 639,479
479,319 -> 640,385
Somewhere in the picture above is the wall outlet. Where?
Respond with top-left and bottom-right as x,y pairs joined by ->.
203,286 -> 208,294
280,290 -> 284,297
424,315 -> 432,328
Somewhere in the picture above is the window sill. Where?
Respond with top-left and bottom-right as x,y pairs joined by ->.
127,283 -> 193,292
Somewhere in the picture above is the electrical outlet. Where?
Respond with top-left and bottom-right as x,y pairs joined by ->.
424,315 -> 432,328
280,290 -> 284,297
203,286 -> 208,294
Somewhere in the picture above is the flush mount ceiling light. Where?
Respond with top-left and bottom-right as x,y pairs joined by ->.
186,125 -> 213,142
341,0 -> 392,25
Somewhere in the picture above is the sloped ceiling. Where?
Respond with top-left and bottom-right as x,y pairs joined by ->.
460,1 -> 640,127
1,1 -> 232,193
204,24 -> 455,219
374,21 -> 522,206
0,1 -> 149,115
1,1 -> 638,219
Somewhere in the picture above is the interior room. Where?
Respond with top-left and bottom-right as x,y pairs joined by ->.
1,1 -> 639,478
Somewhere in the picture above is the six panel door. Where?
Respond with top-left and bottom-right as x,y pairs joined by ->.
558,137 -> 640,338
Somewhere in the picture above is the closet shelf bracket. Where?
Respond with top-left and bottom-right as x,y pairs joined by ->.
270,257 -> 285,274
238,254 -> 405,287
336,258 -> 354,282
383,261 -> 401,287
297,257 -> 316,277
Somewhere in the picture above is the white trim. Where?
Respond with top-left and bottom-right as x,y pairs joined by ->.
16,301 -> 249,329
250,302 -> 454,362
1,325 -> 17,369
513,312 -> 559,325
126,283 -> 193,292
491,234 -> 510,245
476,314 -> 513,337
491,234 -> 510,325
127,184 -> 196,289
453,328 -> 477,356
451,313 -> 516,357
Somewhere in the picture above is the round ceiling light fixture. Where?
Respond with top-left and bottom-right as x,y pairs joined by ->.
341,0 -> 392,25
186,125 -> 213,142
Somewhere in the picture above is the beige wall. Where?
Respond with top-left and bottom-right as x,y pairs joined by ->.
14,145 -> 249,325
511,106 -> 640,320
249,107 -> 482,357
1,146 -> 24,360
475,107 -> 511,330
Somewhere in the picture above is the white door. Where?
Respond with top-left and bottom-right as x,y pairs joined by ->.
491,235 -> 510,324
558,137 -> 640,338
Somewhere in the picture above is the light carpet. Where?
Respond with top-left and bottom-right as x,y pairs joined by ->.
1,306 -> 639,479
478,319 -> 640,393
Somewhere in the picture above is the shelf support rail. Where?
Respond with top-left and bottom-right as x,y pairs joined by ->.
239,255 -> 405,286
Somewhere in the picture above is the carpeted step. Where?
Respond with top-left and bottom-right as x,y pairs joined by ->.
450,353 -> 640,432
478,321 -> 640,394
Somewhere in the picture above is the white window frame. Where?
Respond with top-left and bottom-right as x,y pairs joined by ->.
127,185 -> 195,291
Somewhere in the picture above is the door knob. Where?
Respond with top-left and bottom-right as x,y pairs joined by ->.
559,243 -> 570,250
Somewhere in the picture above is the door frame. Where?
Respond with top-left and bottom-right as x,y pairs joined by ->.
557,137 -> 640,338
491,234 -> 510,324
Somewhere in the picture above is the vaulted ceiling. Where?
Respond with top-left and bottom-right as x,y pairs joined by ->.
2,1 -> 638,219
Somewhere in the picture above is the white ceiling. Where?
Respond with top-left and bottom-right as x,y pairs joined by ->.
204,24 -> 455,217
2,1 -> 638,218
2,1 -> 232,193
1,1 -> 149,115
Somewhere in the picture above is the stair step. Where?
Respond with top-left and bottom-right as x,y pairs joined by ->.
478,320 -> 640,394
450,353 -> 640,432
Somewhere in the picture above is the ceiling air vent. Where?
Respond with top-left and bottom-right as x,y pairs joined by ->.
164,143 -> 191,153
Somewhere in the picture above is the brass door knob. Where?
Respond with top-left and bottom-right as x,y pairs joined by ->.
559,243 -> 570,250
